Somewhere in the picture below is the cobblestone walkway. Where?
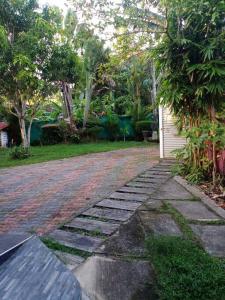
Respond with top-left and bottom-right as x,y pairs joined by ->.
0,146 -> 159,234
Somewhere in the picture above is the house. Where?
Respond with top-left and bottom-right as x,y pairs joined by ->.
159,106 -> 186,158
0,122 -> 9,148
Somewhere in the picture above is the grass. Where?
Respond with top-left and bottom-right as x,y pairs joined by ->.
0,141 -> 156,169
146,236 -> 225,300
145,202 -> 225,300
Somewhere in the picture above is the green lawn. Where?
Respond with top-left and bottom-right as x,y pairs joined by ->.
0,141 -> 156,169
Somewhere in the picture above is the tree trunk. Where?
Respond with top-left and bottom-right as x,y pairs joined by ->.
19,117 -> 29,149
151,61 -> 157,116
62,82 -> 77,131
27,118 -> 34,147
83,75 -> 93,129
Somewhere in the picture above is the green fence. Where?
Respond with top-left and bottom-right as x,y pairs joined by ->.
30,114 -> 156,143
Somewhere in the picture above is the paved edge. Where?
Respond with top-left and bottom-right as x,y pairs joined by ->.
174,176 -> 225,220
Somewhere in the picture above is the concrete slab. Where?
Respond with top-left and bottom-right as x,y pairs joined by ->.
138,200 -> 163,211
139,212 -> 182,236
54,250 -> 85,271
167,200 -> 221,221
133,177 -> 166,183
118,186 -> 153,194
96,199 -> 141,211
140,173 -> 169,179
65,217 -> 119,235
75,255 -> 156,300
110,192 -> 148,202
99,215 -> 146,256
152,179 -> 194,200
82,207 -> 133,222
190,225 -> 225,257
126,181 -> 157,188
145,170 -> 171,175
49,229 -> 103,252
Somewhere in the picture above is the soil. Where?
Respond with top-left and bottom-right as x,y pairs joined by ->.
200,182 -> 225,210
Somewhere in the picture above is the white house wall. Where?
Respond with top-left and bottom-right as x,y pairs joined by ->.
160,106 -> 186,158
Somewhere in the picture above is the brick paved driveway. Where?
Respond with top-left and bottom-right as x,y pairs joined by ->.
0,146 -> 159,235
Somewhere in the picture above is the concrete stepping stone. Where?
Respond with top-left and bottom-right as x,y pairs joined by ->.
144,170 -> 171,175
167,200 -> 221,221
82,207 -> 133,222
126,181 -> 157,188
151,167 -> 172,172
49,229 -> 103,252
110,192 -> 149,202
140,173 -> 169,179
152,178 -> 194,200
134,177 -> 166,184
118,186 -> 153,194
65,217 -> 119,235
96,199 -> 141,211
138,199 -> 163,211
139,211 -> 182,236
190,225 -> 225,257
54,250 -> 84,271
75,255 -> 155,300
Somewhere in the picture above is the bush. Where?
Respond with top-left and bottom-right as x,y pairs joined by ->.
103,114 -> 120,141
146,236 -> 225,300
10,146 -> 31,160
86,126 -> 102,141
69,132 -> 80,144
41,125 -> 62,145
135,120 -> 152,140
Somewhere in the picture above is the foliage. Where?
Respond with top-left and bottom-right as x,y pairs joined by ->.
135,121 -> 152,133
152,0 -> 225,186
0,0 -> 59,148
146,236 -> 225,300
58,121 -> 80,144
9,146 -> 31,160
41,126 -> 62,145
102,113 -> 120,141
173,122 -> 225,184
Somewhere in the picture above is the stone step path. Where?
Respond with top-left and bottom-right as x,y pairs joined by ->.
96,199 -> 141,211
133,177 -> 166,183
167,200 -> 221,221
110,192 -> 149,202
46,161 -> 174,271
118,186 -> 153,194
126,181 -> 158,188
49,229 -> 104,252
64,217 -> 119,235
82,207 -> 133,222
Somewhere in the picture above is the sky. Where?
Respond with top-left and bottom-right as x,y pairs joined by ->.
38,0 -> 70,14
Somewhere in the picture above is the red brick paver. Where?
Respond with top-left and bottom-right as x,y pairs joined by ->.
0,146 -> 159,235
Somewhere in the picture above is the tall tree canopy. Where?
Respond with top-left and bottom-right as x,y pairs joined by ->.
0,0 -> 58,147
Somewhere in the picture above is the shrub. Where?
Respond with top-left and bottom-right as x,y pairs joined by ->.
41,125 -> 62,145
103,114 -> 120,141
135,120 -> 152,140
69,132 -> 80,144
146,236 -> 225,300
10,146 -> 31,160
86,126 -> 102,141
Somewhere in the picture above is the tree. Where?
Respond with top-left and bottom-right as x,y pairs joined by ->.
0,1 -> 57,148
154,0 -> 225,185
43,43 -> 81,131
